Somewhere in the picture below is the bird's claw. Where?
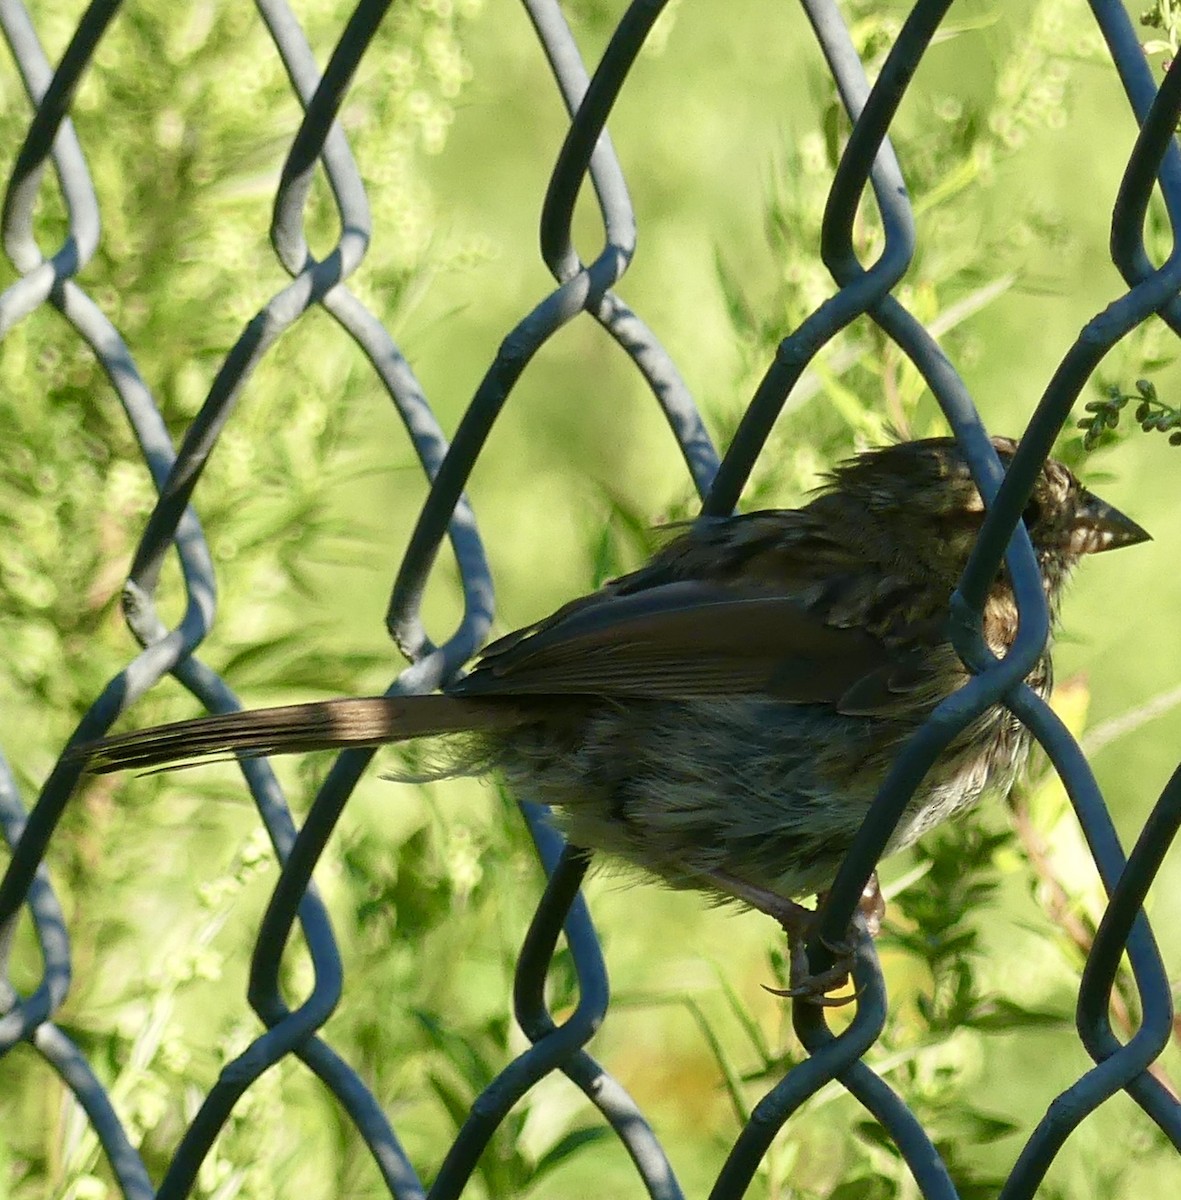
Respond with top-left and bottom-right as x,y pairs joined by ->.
766,931 -> 859,1005
768,876 -> 882,1003
703,869 -> 873,1004
762,974 -> 858,1006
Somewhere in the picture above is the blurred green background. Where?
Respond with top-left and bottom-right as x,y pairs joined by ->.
2,0 -> 1180,1196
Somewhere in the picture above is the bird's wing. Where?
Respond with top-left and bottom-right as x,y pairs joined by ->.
451,579 -> 896,705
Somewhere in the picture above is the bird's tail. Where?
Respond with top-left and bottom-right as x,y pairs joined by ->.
79,695 -> 525,774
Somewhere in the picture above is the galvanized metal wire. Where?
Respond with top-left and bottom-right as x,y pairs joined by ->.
2,0 -> 1179,1197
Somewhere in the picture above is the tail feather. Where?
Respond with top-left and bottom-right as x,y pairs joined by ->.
80,695 -> 524,774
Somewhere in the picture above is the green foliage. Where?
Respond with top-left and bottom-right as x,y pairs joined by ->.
1079,378 -> 1181,449
1142,0 -> 1181,60
4,1 -> 1181,1198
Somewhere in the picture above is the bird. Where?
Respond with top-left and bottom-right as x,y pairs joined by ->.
81,436 -> 1149,998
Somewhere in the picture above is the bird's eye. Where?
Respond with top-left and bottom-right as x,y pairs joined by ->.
1022,499 -> 1042,529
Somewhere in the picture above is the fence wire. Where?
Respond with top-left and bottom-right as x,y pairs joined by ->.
1,0 -> 1179,1198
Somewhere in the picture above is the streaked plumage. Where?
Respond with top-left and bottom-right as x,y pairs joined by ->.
82,437 -> 1149,986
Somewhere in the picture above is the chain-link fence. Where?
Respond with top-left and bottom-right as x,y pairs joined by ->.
2,0 -> 1180,1196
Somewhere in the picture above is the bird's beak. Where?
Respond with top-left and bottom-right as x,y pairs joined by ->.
1071,489 -> 1152,555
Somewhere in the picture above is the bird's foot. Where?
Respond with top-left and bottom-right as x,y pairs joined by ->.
763,938 -> 858,1006
710,871 -> 883,1006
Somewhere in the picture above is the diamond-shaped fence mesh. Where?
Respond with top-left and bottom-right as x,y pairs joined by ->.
2,0 -> 1180,1197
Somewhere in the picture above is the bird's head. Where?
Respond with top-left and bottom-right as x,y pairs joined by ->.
825,435 -> 1150,594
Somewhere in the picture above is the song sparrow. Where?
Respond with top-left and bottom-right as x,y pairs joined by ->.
83,437 -> 1148,994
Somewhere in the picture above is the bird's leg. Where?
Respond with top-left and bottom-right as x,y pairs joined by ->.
855,872 -> 885,937
708,870 -> 882,1005
781,874 -> 885,998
